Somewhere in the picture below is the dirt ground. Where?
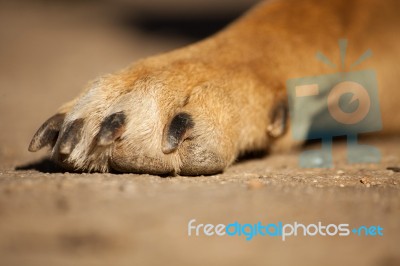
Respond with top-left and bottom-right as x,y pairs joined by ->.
0,2 -> 399,266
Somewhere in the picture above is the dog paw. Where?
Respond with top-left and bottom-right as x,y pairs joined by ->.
29,48 -> 288,175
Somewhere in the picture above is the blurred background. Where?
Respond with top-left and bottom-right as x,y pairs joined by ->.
0,0 -> 258,167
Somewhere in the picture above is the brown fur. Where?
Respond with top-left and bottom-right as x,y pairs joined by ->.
29,0 -> 400,175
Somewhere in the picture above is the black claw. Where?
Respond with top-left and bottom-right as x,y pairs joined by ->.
28,114 -> 65,152
162,112 -> 194,154
58,119 -> 84,155
96,112 -> 126,146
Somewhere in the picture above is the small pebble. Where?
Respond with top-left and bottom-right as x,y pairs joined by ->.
360,177 -> 370,185
247,179 -> 264,190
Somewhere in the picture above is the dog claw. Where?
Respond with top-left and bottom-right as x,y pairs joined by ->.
162,112 -> 194,154
28,114 -> 65,152
96,112 -> 126,147
58,119 -> 84,155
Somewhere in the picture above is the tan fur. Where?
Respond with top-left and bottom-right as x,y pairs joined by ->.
30,0 -> 400,175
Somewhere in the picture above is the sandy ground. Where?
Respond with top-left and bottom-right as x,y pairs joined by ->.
0,2 -> 400,266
